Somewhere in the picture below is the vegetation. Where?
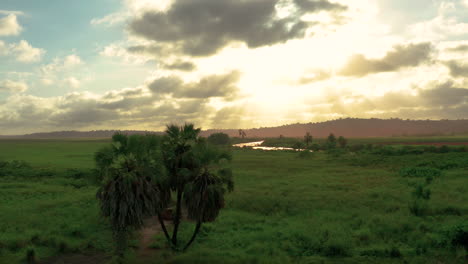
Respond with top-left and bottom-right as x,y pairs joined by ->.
207,132 -> 230,145
95,133 -> 168,261
304,132 -> 312,146
0,136 -> 467,263
161,124 -> 233,250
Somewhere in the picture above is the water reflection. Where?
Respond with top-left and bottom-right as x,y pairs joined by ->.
233,141 -> 311,152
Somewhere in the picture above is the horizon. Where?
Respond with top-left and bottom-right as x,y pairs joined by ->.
1,0 -> 468,134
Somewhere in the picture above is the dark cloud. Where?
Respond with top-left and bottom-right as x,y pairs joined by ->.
447,44 -> 468,53
444,60 -> 468,78
163,60 -> 196,71
211,106 -> 245,129
293,0 -> 346,12
319,81 -> 468,119
148,71 -> 241,99
129,0 -> 347,56
339,42 -> 433,77
420,82 -> 468,106
148,76 -> 183,95
127,45 -> 162,54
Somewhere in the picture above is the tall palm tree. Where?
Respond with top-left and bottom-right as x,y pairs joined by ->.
161,124 -> 201,246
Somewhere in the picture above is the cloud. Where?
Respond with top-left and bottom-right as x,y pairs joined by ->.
162,60 -> 196,71
0,40 -> 46,63
129,0 -> 347,56
445,61 -> 468,78
0,14 -> 22,36
41,55 -> 81,74
297,69 -> 331,84
65,77 -> 81,89
447,44 -> 468,52
63,54 -> 83,67
100,44 -> 154,64
0,80 -> 28,93
312,81 -> 468,120
210,105 -> 245,129
407,2 -> 468,41
91,12 -> 129,27
0,10 -> 24,16
0,40 -> 7,55
293,0 -> 346,13
148,71 -> 241,99
339,42 -> 432,77
0,87 -> 218,134
10,40 -> 46,63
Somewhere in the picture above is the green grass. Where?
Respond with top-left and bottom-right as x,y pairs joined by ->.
259,135 -> 468,148
0,139 -> 110,169
0,139 -> 467,263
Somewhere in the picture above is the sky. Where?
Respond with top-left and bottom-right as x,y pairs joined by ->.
0,0 -> 468,134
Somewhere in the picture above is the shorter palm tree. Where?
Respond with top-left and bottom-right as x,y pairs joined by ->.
182,142 -> 233,250
95,134 -> 169,260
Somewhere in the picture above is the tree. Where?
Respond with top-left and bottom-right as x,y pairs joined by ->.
162,124 -> 201,247
326,133 -> 337,149
338,136 -> 348,148
161,124 -> 233,250
207,132 -> 230,145
304,132 -> 313,146
95,133 -> 169,261
182,143 -> 233,250
238,129 -> 247,139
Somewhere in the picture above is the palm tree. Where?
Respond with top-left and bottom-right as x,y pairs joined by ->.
160,124 -> 234,250
161,124 -> 201,247
326,133 -> 337,149
95,133 -> 169,260
238,129 -> 247,139
304,132 -> 313,146
182,142 -> 233,250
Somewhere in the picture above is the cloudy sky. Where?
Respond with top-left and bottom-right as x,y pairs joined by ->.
1,0 -> 468,134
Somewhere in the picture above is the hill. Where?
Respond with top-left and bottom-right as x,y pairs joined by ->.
1,118 -> 468,138
203,118 -> 468,138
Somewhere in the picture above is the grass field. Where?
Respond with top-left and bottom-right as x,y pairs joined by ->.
0,138 -> 467,263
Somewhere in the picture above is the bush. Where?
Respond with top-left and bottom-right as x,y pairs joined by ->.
440,222 -> 468,250
409,200 -> 429,216
399,167 -> 442,178
349,144 -> 366,152
291,142 -> 305,150
207,133 -> 230,145
412,184 -> 431,200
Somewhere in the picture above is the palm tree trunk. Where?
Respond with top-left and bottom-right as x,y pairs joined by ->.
157,213 -> 172,244
183,221 -> 202,251
114,230 -> 127,263
171,187 -> 183,246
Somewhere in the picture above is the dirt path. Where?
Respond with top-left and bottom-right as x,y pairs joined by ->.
137,216 -> 169,258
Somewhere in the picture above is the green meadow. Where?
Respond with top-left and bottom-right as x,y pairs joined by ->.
0,138 -> 467,263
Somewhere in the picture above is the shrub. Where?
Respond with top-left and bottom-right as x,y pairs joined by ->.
440,222 -> 468,250
409,200 -> 429,216
25,247 -> 37,264
349,144 -> 365,152
291,142 -> 305,150
399,167 -> 442,178
207,133 -> 230,145
412,184 -> 431,200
